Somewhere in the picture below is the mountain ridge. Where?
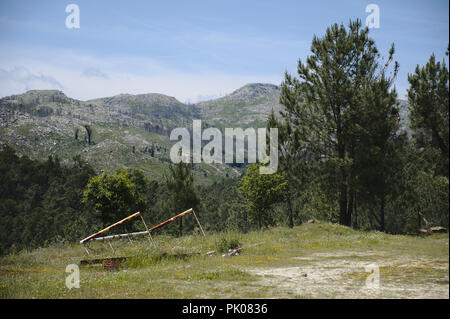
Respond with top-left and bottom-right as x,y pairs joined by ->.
0,83 -> 411,184
0,84 -> 283,184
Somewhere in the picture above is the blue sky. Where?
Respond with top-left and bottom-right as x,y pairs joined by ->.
0,0 -> 448,102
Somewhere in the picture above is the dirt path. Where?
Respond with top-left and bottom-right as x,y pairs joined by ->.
247,251 -> 449,298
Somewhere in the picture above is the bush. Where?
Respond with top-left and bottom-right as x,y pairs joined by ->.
215,232 -> 241,253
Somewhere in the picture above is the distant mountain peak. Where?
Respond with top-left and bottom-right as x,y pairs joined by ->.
227,83 -> 280,100
236,83 -> 279,91
5,89 -> 67,99
25,89 -> 64,94
0,89 -> 70,106
88,92 -> 184,106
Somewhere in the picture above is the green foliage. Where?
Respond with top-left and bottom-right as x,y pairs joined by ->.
82,168 -> 149,228
273,19 -> 414,231
238,164 -> 287,229
383,143 -> 449,234
215,232 -> 242,253
408,52 -> 449,177
377,48 -> 450,234
0,144 -> 97,255
197,178 -> 247,233
164,161 -> 200,236
415,171 -> 449,227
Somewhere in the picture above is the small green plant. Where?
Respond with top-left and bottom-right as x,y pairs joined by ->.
215,232 -> 241,253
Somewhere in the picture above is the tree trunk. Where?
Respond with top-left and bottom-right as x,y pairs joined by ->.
353,193 -> 358,229
287,193 -> 294,228
339,182 -> 348,226
368,205 -> 375,229
380,195 -> 385,232
338,140 -> 349,226
347,188 -> 354,227
418,211 -> 421,230
258,211 -> 262,229
179,217 -> 183,237
243,210 -> 248,233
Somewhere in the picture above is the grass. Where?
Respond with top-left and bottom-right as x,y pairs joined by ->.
0,222 -> 448,298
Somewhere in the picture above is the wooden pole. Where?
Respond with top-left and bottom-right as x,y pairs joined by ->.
83,244 -> 90,256
139,213 -> 156,247
84,230 -> 150,242
148,208 -> 193,232
192,209 -> 206,238
108,240 -> 115,254
80,208 -> 205,249
80,212 -> 141,244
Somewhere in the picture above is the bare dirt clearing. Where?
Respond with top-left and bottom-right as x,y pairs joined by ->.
247,250 -> 449,298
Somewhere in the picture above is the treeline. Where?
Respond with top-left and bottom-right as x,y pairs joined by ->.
0,145 -> 238,255
0,145 -> 99,255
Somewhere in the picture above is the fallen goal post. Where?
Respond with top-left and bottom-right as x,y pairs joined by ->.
79,208 -> 205,255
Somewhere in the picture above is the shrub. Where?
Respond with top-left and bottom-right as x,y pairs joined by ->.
215,232 -> 241,253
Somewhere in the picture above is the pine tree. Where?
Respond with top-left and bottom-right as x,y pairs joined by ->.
277,19 -> 399,227
165,160 -> 200,236
352,64 -> 401,231
267,107 -> 311,228
84,125 -> 93,145
408,49 -> 449,177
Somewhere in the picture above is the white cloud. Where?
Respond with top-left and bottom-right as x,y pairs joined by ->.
0,45 -> 282,102
0,66 -> 63,97
81,67 -> 109,79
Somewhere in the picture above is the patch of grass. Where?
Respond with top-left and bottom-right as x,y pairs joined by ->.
122,247 -> 196,269
192,266 -> 251,281
0,283 -> 10,298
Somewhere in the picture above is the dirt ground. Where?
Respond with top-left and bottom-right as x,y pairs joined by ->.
247,251 -> 449,298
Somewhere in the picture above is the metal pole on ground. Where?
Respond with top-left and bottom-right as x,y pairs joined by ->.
138,212 -> 156,247
192,209 -> 206,238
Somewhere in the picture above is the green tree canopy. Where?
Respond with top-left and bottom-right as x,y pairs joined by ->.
82,169 -> 149,227
408,51 -> 449,177
276,19 -> 399,227
238,164 -> 287,229
165,161 -> 200,236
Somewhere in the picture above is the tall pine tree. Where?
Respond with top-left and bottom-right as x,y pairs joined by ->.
408,49 -> 449,177
165,160 -> 200,236
277,19 -> 399,227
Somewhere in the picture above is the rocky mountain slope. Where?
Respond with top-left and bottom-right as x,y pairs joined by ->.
197,83 -> 283,129
0,84 -> 411,184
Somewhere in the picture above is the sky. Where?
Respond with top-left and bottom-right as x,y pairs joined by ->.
0,0 -> 448,103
